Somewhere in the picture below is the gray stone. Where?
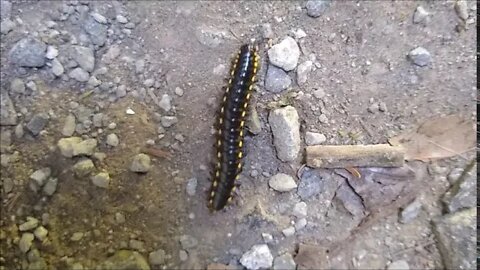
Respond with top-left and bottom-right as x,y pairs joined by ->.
33,226 -> 48,241
92,113 -> 103,128
296,60 -> 313,85
30,167 -> 51,186
45,45 -> 58,60
268,106 -> 300,162
273,253 -> 296,270
3,177 -> 13,193
179,250 -> 188,261
0,18 -> 15,34
102,45 -> 121,64
57,137 -> 83,157
408,47 -> 431,67
91,12 -> 107,24
413,6 -> 429,24
69,68 -> 90,82
186,177 -> 197,196
26,81 -> 36,92
0,92 -> 17,126
26,113 -> 49,136
297,168 -> 323,200
116,15 -> 128,24
282,226 -> 295,237
195,25 -> 226,48
268,173 -> 297,192
149,249 -> 166,265
293,201 -> 307,218
73,159 -> 95,177
367,103 -> 379,113
43,177 -> 58,196
247,105 -> 262,135
305,132 -> 326,145
9,37 -> 46,67
19,217 -> 39,231
129,239 -> 145,252
260,23 -> 274,39
399,198 -> 422,224
160,116 -> 178,128
432,208 -> 476,270
174,87 -> 184,97
106,133 -> 119,147
442,163 -> 476,213
262,233 -> 273,243
62,114 -> 76,137
19,233 -> 34,253
83,15 -> 107,46
130,153 -> 151,173
306,0 -> 331,18
10,78 -> 25,94
265,65 -> 291,93
387,260 -> 410,270
143,78 -> 154,87
72,138 -> 97,156
116,85 -> 127,98
124,22 -> 135,29
268,37 -> 300,71
135,60 -> 145,74
447,167 -> 464,184
71,46 -> 95,72
455,0 -> 469,20
295,218 -> 307,231
158,94 -> 172,112
179,235 -> 198,249
51,58 -> 64,76
98,250 -> 150,270
88,76 -> 101,87
240,244 -> 273,270
313,88 -> 325,99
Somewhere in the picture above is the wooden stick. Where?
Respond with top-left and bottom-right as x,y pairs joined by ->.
306,144 -> 405,168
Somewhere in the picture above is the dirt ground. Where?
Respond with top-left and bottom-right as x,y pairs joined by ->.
0,1 -> 476,270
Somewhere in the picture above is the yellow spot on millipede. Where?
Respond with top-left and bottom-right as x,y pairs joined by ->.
231,186 -> 236,192
235,174 -> 240,180
238,152 -> 243,158
217,152 -> 221,158
241,111 -> 246,117
227,196 -> 233,203
237,163 -> 242,169
220,107 -> 224,113
213,180 -> 218,187
210,191 -> 215,197
215,170 -> 220,177
219,118 -> 223,124
240,130 -> 244,137
240,121 -> 245,127
246,93 -> 251,99
238,141 -> 243,147
223,96 -> 227,102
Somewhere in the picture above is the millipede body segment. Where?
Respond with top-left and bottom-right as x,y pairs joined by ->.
209,44 -> 259,211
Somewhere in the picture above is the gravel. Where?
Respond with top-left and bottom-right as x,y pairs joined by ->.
149,249 -> 166,265
297,169 -> 323,200
293,202 -> 308,218
106,133 -> 119,147
62,114 -> 76,137
69,68 -> 90,82
58,137 -> 97,157
305,132 -> 326,145
179,250 -> 188,261
143,78 -> 154,87
306,0 -> 331,18
186,177 -> 197,196
33,226 -> 48,241
10,78 -> 25,94
282,226 -> 295,237
158,94 -> 172,112
45,45 -> 59,59
91,12 -> 108,24
296,60 -> 313,85
19,233 -> 35,253
273,253 -> 296,270
413,6 -> 429,24
26,113 -> 49,136
160,116 -> 178,128
83,14 -> 108,46
116,15 -> 129,24
268,36 -> 300,71
408,47 -> 431,67
91,172 -> 110,188
174,87 -> 184,96
260,23 -> 274,39
247,106 -> 262,135
71,45 -> 95,72
442,163 -> 476,213
19,217 -> 39,231
43,177 -> 58,196
262,233 -> 273,243
51,59 -> 65,76
30,167 -> 51,187
265,65 -> 291,93
73,159 -> 95,177
130,153 -> 151,173
102,45 -> 121,64
135,60 -> 145,74
399,198 -> 422,224
9,36 -> 47,67
240,244 -> 274,270
0,92 -> 18,125
295,218 -> 307,231
179,235 -> 198,249
268,106 -> 301,162
268,173 -> 297,192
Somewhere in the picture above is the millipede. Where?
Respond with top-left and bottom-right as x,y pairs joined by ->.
208,44 -> 259,211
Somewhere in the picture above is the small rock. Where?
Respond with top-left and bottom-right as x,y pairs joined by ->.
179,235 -> 198,249
0,92 -> 18,125
160,116 -> 178,128
130,153 -> 151,173
260,23 -> 274,39
70,232 -> 84,242
399,198 -> 422,224
174,87 -> 184,96
262,233 -> 273,243
367,103 -> 379,113
72,138 -> 97,157
378,102 -> 387,112
297,169 -> 323,200
51,58 -> 64,76
408,47 -> 431,67
108,122 -> 117,129
269,173 -> 297,192
455,0 -> 469,20
135,60 -> 145,74
43,177 -> 58,196
149,249 -> 166,265
143,78 -> 154,87
98,250 -> 150,270
268,106 -> 301,162
293,202 -> 307,218
26,81 -> 37,92
116,15 -> 128,24
447,167 -> 464,184
282,226 -> 295,237
71,45 -> 95,72
91,12 -> 107,24
240,244 -> 273,270
296,61 -> 313,85
92,113 -> 103,128
19,233 -> 34,253
305,132 -> 326,145
19,217 -> 39,231
247,106 -> 262,134
273,253 -> 296,270
30,167 -> 51,186
387,260 -> 410,270
10,78 -> 25,94
268,36 -> 300,71
413,6 -> 429,24
91,172 -> 110,188
158,94 -> 172,112
292,28 -> 307,39
0,19 -> 15,34
69,67 -> 90,82
213,64 -> 226,76
186,178 -> 197,196
265,65 -> 291,93
106,133 -> 119,147
84,15 -> 107,46
26,113 -> 49,136
129,239 -> 145,251
179,250 -> 188,261
62,114 -> 76,137
45,46 -> 58,59
9,37 -> 47,67
57,137 -> 82,157
102,45 -> 121,64
3,177 -> 13,193
33,226 -> 48,241
295,218 -> 307,231
306,0 -> 331,18
115,212 -> 126,224
73,159 -> 95,177
88,76 -> 101,87
126,108 -> 135,115
442,163 -> 476,213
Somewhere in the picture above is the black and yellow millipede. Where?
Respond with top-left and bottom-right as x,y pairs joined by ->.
208,44 -> 259,211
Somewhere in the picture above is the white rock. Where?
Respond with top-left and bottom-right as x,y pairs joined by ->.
126,108 -> 135,115
413,6 -> 429,24
296,60 -> 313,85
91,172 -> 110,188
408,47 -> 431,67
69,68 -> 89,82
293,202 -> 307,218
51,58 -> 64,76
240,244 -> 274,270
45,46 -> 58,59
269,173 -> 297,192
268,36 -> 300,71
282,226 -> 295,237
305,131 -> 326,145
91,12 -> 107,24
106,133 -> 119,147
268,106 -> 301,161
158,94 -> 172,112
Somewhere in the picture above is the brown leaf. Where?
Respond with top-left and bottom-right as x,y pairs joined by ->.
294,244 -> 329,270
389,114 -> 475,161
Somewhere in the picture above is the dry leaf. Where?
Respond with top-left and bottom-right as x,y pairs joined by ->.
389,114 -> 475,161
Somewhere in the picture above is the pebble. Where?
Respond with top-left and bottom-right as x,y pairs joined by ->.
295,218 -> 307,231
26,113 -> 49,136
62,114 -> 76,137
387,260 -> 410,270
0,92 -> 18,125
83,14 -> 107,46
51,58 -> 65,76
26,81 -> 37,92
240,244 -> 273,270
318,113 -> 328,124
179,235 -> 198,249
146,139 -> 155,145
149,249 -> 166,265
92,113 -> 103,128
108,122 -> 117,129
70,232 -> 84,241
306,0 -> 331,18
292,28 -> 307,39
0,19 -> 15,34
126,108 -> 135,115
447,167 -> 464,184
19,233 -> 35,253
43,177 -> 58,196
45,46 -> 59,59
273,253 -> 297,270
158,94 -> 172,112
260,23 -> 274,39
33,226 -> 48,241
91,12 -> 108,24
174,87 -> 184,96
268,106 -> 301,162
179,250 -> 188,261
282,226 -> 296,237
305,132 -> 326,145
106,133 -> 119,147
262,233 -> 273,243
135,60 -> 145,74
10,78 -> 25,94
186,177 -> 197,196
297,168 -> 323,200
247,106 -> 262,135
296,61 -> 313,85
9,37 -> 47,67
73,159 -> 95,177
102,45 -> 121,64
72,138 -> 97,156
408,47 -> 431,67
57,137 -> 84,157
30,167 -> 51,187
71,45 -> 95,72
413,6 -> 429,24
367,103 -> 379,114
269,173 -> 297,192
130,153 -> 151,173
160,116 -> 178,128
143,78 -> 154,87
19,217 -> 39,231
265,65 -> 291,93
91,172 -> 110,188
116,14 -> 128,24
268,36 -> 300,71
293,202 -> 308,218
69,67 -> 90,82
129,239 -> 145,251
399,198 -> 422,224
455,0 -> 469,20
378,102 -> 387,112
